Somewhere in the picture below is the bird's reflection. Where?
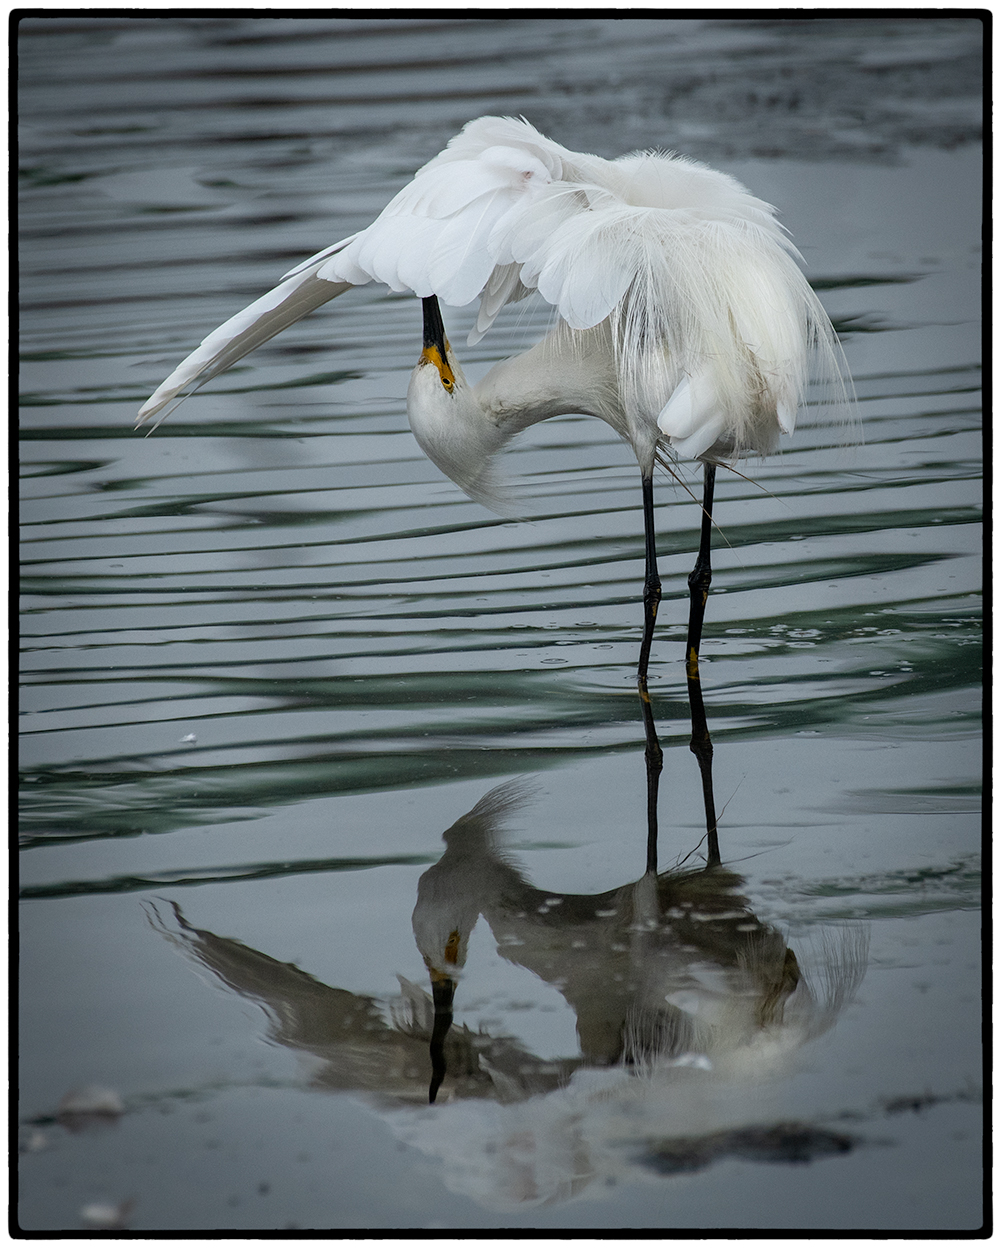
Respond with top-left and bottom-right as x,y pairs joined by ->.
148,783 -> 866,1110
412,778 -> 859,1104
146,777 -> 866,1207
147,653 -> 867,1205
416,650 -> 773,1103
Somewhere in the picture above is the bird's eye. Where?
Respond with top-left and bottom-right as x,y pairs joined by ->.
441,376 -> 454,392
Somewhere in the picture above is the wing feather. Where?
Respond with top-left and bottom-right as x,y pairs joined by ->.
321,140 -> 556,305
470,263 -> 529,343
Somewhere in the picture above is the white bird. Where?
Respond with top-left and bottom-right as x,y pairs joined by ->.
138,115 -> 851,679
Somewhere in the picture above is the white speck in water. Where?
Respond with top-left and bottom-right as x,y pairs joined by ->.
59,1085 -> 124,1118
80,1200 -> 134,1229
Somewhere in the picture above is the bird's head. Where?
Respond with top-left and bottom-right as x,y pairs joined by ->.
407,297 -> 513,513
412,863 -> 479,985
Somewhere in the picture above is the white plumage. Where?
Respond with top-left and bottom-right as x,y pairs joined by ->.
139,115 -> 847,455
138,116 -> 852,673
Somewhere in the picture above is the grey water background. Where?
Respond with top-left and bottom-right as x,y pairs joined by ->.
18,14 -> 983,1232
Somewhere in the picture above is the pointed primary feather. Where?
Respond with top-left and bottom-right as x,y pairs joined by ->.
136,255 -> 353,425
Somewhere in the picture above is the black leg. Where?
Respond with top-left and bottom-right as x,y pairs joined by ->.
686,463 -> 716,671
685,463 -> 720,868
636,472 -> 663,873
637,473 -> 662,685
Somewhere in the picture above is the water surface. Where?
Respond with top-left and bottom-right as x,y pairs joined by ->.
18,14 -> 983,1232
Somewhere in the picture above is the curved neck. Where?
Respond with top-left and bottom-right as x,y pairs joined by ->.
475,326 -> 621,435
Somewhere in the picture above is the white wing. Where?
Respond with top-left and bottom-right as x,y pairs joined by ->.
139,115 -> 847,452
136,244 -> 355,426
315,123 -> 572,319
136,118 -> 567,424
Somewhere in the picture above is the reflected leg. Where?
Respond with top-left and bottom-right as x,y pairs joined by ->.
686,659 -> 720,868
639,688 -> 662,875
686,463 -> 717,667
685,463 -> 719,866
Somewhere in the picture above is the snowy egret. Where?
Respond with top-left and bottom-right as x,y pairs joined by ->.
138,115 -> 851,679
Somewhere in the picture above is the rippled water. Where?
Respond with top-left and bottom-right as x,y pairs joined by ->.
18,15 -> 983,1232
